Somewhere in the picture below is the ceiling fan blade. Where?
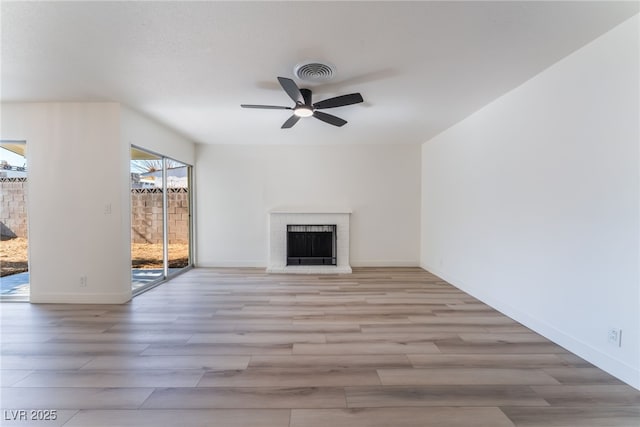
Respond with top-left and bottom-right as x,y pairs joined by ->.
278,77 -> 303,103
241,104 -> 292,110
313,111 -> 347,127
313,93 -> 363,109
300,88 -> 313,106
281,115 -> 301,129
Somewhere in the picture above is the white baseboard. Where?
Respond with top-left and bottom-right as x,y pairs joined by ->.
421,263 -> 640,391
196,261 -> 266,268
196,261 -> 419,268
350,260 -> 420,267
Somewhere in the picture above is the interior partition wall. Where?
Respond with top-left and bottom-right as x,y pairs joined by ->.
130,146 -> 192,294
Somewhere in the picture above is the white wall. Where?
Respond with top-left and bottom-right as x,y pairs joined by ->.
196,143 -> 421,267
0,103 -> 195,303
120,107 -> 195,166
421,16 -> 639,388
1,103 -> 131,303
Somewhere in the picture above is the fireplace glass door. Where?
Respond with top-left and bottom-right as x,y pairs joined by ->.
287,225 -> 337,266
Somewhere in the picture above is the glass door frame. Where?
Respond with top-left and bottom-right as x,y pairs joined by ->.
0,140 -> 29,302
130,146 -> 193,295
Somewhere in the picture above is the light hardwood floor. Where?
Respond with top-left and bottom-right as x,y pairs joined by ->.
1,268 -> 639,426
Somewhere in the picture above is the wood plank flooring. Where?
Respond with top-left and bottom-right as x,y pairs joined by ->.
1,267 -> 639,426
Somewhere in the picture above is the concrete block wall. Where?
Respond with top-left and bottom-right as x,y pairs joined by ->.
131,188 -> 189,244
0,178 -> 28,238
0,183 -> 189,244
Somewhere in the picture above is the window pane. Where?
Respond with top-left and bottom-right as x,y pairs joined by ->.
130,149 -> 165,291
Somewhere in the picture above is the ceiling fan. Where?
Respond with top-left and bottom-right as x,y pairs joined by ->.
241,77 -> 364,128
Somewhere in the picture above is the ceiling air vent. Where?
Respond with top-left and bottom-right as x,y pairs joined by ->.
294,61 -> 336,82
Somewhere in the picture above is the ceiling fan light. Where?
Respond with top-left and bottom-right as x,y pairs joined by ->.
294,107 -> 313,117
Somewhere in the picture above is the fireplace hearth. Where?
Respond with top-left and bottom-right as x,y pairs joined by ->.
287,224 -> 337,266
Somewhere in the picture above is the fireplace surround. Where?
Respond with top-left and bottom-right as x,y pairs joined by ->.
267,210 -> 351,274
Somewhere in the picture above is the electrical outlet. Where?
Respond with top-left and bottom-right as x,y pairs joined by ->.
104,203 -> 112,215
79,276 -> 88,287
607,328 -> 622,347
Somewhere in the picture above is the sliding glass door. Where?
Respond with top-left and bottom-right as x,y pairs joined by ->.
0,141 -> 29,300
130,147 -> 192,293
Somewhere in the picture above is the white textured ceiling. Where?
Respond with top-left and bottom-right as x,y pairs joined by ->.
1,1 -> 638,145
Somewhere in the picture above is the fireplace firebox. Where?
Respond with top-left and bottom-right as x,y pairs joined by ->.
287,224 -> 337,266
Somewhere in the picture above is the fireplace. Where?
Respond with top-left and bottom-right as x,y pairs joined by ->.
287,225 -> 337,266
267,210 -> 351,274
